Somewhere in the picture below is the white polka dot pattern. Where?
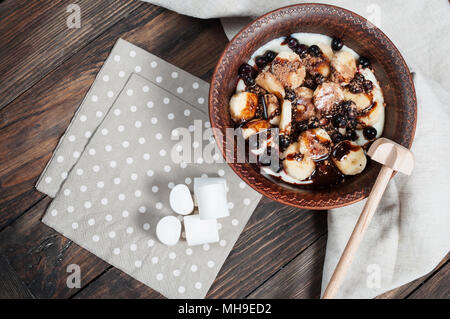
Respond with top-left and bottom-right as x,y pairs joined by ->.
37,39 -> 210,198
40,40 -> 261,299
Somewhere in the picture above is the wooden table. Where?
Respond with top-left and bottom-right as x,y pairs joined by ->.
0,0 -> 448,299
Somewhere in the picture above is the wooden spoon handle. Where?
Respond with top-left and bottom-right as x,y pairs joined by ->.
322,165 -> 393,299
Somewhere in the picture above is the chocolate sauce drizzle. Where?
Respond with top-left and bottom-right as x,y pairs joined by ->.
235,34 -> 380,189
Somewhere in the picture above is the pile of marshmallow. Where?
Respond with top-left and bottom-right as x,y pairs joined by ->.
156,177 -> 230,247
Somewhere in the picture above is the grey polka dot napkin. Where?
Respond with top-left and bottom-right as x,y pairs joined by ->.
38,39 -> 261,299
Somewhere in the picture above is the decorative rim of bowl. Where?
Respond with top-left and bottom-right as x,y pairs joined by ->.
209,3 -> 417,210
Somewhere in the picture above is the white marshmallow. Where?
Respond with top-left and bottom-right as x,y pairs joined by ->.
194,177 -> 227,192
156,216 -> 181,246
194,178 -> 229,220
169,184 -> 194,215
183,215 -> 219,246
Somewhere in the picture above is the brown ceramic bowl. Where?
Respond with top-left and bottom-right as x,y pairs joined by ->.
209,4 -> 417,210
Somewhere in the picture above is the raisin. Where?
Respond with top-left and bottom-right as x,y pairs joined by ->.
354,73 -> 365,82
333,116 -> 347,128
308,117 -> 320,129
348,82 -> 363,94
348,73 -> 365,94
347,119 -> 358,130
243,75 -> 255,87
345,130 -> 358,141
346,105 -> 357,119
330,131 -> 344,144
308,45 -> 321,57
303,76 -> 318,90
358,56 -> 370,68
331,37 -> 344,51
238,63 -> 254,77
255,56 -> 268,68
295,44 -> 309,58
286,36 -> 299,50
279,135 -> 290,152
363,126 -> 377,140
363,80 -> 373,93
264,50 -> 277,62
294,121 -> 309,134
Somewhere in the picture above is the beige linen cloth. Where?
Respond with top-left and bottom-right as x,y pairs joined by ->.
141,0 -> 450,298
36,39 -> 261,298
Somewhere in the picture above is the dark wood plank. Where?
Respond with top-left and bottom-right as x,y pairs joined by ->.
123,10 -> 229,80
207,199 -> 327,298
408,261 -> 449,299
2,2 -> 442,300
225,236 -> 449,299
0,197 -> 110,298
0,0 -> 142,110
376,254 -> 449,299
247,235 -> 326,299
0,253 -> 35,299
248,238 -> 449,299
376,280 -> 421,299
73,268 -> 164,299
0,5 -> 228,229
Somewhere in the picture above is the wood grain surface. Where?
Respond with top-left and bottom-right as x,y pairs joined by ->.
0,254 -> 35,299
408,261 -> 449,299
0,0 -> 141,110
0,1 -> 447,299
0,197 -> 110,298
247,236 -> 327,299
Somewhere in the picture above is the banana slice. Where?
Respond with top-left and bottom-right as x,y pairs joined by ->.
274,51 -> 298,61
358,101 -> 383,127
271,52 -> 306,89
344,90 -> 382,127
287,67 -> 306,89
229,91 -> 258,123
304,55 -> 331,78
344,90 -> 372,111
299,128 -> 332,160
241,119 -> 271,139
332,140 -> 367,175
270,115 -> 281,126
256,71 -> 285,98
356,68 -> 385,127
331,51 -> 357,84
282,142 -> 315,181
279,99 -> 292,135
294,87 -> 315,121
318,43 -> 334,60
295,86 -> 314,99
316,61 -> 331,78
262,94 -> 281,125
313,82 -> 344,114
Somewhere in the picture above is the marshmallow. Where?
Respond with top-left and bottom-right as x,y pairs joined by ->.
169,184 -> 194,215
194,178 -> 229,220
156,216 -> 181,246
183,215 -> 219,246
